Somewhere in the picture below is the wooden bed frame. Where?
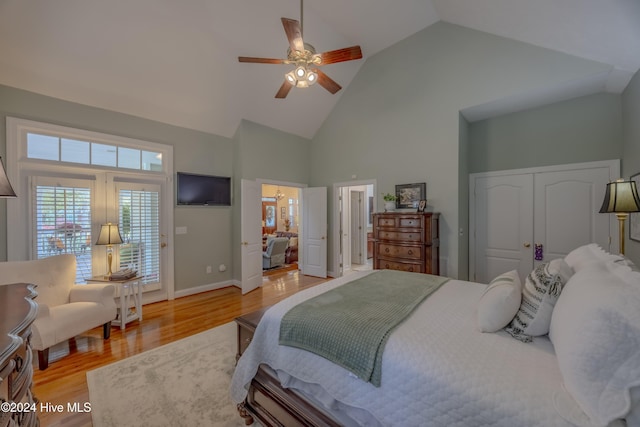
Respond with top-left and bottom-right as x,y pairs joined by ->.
235,309 -> 342,427
237,364 -> 342,426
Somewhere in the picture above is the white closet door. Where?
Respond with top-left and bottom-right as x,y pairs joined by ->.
470,160 -> 618,284
473,174 -> 534,283
533,167 -> 611,264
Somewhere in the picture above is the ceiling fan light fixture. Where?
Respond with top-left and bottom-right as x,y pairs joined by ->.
285,71 -> 297,85
306,70 -> 317,84
295,66 -> 307,78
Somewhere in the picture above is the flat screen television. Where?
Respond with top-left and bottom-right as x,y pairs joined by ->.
176,172 -> 231,206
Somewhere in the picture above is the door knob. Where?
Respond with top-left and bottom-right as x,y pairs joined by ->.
523,242 -> 531,248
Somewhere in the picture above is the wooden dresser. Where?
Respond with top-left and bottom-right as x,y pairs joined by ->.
373,212 -> 440,275
0,283 -> 39,427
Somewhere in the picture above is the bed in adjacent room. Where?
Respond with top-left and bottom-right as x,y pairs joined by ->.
230,244 -> 640,427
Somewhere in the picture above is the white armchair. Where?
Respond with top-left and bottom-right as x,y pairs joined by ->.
0,254 -> 117,369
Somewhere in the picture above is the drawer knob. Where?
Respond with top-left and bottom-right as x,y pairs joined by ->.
385,248 -> 390,253
408,250 -> 413,255
409,267 -> 414,272
385,264 -> 390,268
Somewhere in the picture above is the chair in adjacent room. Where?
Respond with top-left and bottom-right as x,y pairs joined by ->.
262,237 -> 290,269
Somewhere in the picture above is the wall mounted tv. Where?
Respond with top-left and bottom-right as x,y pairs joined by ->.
176,172 -> 231,206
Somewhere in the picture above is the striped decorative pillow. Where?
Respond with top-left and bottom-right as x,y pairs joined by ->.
505,258 -> 573,342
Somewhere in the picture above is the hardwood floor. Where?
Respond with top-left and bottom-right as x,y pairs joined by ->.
33,270 -> 329,427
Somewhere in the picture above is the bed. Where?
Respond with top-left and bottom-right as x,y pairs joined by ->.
230,244 -> 640,427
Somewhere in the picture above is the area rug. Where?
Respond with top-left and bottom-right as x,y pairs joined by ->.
87,322 -> 256,427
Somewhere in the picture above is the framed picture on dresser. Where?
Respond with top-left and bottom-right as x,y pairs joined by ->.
395,183 -> 426,209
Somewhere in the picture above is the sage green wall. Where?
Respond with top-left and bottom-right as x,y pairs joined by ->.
468,93 -> 623,174
622,70 -> 640,264
231,119 -> 311,282
0,84 -> 234,292
310,21 -> 611,278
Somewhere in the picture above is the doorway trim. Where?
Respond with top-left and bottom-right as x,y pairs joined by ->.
255,178 -> 307,277
332,179 -> 377,278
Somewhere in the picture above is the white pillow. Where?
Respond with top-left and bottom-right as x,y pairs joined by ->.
505,258 -> 573,342
549,263 -> 640,426
564,243 -> 622,272
476,270 -> 522,333
289,237 -> 298,248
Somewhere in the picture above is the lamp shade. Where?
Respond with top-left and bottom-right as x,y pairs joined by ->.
95,223 -> 123,246
599,179 -> 640,213
0,156 -> 16,198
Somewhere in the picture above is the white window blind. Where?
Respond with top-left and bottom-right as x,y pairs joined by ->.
33,182 -> 93,282
118,186 -> 161,288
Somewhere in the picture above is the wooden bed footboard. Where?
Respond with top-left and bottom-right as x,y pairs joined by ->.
237,364 -> 342,427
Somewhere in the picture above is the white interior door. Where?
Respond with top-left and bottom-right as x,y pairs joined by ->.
241,179 -> 262,294
533,167 -> 611,263
350,190 -> 365,265
470,160 -> 618,283
302,187 -> 327,278
472,174 -> 534,283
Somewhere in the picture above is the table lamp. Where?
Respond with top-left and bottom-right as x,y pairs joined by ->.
96,223 -> 123,277
0,156 -> 16,197
599,179 -> 640,255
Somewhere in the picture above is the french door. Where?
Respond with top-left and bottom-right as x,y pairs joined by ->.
32,176 -> 95,281
116,181 -> 163,292
31,175 -> 165,295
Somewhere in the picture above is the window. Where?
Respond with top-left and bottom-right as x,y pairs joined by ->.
26,132 -> 163,171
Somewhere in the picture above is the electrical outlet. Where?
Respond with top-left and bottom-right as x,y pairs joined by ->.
206,265 -> 212,274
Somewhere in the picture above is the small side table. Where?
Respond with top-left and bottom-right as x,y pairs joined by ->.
87,276 -> 143,330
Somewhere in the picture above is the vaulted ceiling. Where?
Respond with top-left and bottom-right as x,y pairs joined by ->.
0,0 -> 638,139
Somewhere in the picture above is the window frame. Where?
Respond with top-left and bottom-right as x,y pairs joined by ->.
6,117 -> 175,300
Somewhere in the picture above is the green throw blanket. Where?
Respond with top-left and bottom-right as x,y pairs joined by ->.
279,270 -> 449,386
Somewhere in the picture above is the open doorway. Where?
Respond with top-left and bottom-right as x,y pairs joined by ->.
261,183 -> 300,276
334,181 -> 375,277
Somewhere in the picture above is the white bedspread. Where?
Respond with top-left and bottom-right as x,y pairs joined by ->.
230,272 -> 587,427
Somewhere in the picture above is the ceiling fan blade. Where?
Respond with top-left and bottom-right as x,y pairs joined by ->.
275,80 -> 293,98
314,69 -> 342,94
319,46 -> 363,65
238,56 -> 286,64
281,18 -> 305,53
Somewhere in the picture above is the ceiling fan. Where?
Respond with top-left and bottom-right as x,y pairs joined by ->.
238,0 -> 363,99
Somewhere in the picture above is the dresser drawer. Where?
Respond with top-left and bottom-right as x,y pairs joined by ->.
11,349 -> 32,403
375,258 -> 424,273
375,216 -> 397,228
377,243 -> 422,260
398,216 -> 422,229
377,230 -> 423,242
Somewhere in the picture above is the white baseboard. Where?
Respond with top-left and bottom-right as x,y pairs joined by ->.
174,279 -> 239,299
